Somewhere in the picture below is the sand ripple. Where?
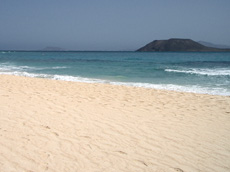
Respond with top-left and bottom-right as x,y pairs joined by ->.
0,75 -> 230,172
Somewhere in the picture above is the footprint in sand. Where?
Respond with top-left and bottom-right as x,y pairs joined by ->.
174,168 -> 184,172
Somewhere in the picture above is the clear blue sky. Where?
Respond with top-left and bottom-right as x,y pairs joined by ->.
0,0 -> 230,50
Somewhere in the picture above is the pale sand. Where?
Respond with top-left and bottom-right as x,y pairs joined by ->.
0,75 -> 230,172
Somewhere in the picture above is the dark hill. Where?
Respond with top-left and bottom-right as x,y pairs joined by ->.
137,39 -> 230,52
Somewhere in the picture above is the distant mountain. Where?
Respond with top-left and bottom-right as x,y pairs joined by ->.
198,41 -> 230,49
42,47 -> 65,51
137,38 -> 230,52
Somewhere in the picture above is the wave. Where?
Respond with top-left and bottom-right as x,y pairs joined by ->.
0,65 -> 33,72
110,82 -> 230,96
51,66 -> 68,69
165,68 -> 230,76
0,64 -> 69,72
0,70 -> 229,96
0,70 -> 107,83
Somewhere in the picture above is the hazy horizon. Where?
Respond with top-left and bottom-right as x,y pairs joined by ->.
1,0 -> 230,51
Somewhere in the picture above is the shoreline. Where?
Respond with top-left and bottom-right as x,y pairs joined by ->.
1,51 -> 230,97
0,74 -> 230,172
1,73 -> 229,96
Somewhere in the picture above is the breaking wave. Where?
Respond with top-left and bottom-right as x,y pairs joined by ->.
165,68 -> 230,76
0,70 -> 229,96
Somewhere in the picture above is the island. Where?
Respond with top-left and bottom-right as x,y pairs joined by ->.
136,38 -> 230,52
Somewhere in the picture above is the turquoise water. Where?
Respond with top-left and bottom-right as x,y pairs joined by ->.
0,51 -> 230,95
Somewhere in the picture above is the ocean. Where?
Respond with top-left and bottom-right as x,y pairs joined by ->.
0,51 -> 230,96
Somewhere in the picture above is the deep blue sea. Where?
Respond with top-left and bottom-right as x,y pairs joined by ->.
0,51 -> 230,96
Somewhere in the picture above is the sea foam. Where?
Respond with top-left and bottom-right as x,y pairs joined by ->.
165,68 -> 230,76
1,69 -> 229,96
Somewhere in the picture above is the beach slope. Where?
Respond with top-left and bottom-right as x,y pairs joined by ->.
0,75 -> 230,172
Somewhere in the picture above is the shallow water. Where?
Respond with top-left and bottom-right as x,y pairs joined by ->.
1,51 -> 230,95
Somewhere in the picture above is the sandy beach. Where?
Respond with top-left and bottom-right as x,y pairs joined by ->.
0,74 -> 230,172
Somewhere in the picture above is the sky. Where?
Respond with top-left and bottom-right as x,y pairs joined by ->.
0,0 -> 230,51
